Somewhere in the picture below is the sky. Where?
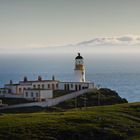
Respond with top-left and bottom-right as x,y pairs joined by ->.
0,0 -> 140,52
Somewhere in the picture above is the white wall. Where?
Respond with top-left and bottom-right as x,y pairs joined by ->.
40,90 -> 52,99
4,81 -> 59,95
30,81 -> 58,90
58,82 -> 92,91
74,70 -> 85,82
23,89 -> 53,101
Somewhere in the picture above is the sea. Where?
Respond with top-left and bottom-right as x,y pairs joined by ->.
0,53 -> 140,103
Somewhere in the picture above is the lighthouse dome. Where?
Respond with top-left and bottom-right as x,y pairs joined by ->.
75,53 -> 83,59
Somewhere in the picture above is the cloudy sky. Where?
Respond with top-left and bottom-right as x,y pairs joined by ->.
0,0 -> 140,52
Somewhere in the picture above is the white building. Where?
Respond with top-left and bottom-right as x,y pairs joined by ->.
3,76 -> 59,101
0,53 -> 94,101
58,82 -> 94,91
23,89 -> 53,101
4,76 -> 59,95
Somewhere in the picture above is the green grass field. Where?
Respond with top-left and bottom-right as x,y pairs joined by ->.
0,102 -> 140,140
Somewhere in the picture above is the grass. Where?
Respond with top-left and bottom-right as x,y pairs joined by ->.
56,88 -> 127,109
53,90 -> 71,98
0,102 -> 140,140
0,97 -> 34,105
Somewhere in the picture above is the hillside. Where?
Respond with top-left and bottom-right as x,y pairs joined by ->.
0,88 -> 127,113
0,98 -> 35,105
0,102 -> 140,140
55,88 -> 127,109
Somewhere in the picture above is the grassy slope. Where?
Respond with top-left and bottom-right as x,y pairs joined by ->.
0,88 -> 127,114
0,102 -> 140,140
0,98 -> 34,105
56,88 -> 127,109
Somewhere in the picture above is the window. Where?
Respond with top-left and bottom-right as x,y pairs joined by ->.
56,83 -> 58,88
38,85 -> 40,89
79,85 -> 81,90
64,84 -> 66,90
33,85 -> 36,89
26,92 -> 28,97
42,84 -> 44,89
8,89 -> 11,93
36,92 -> 39,97
52,84 -> 55,90
31,92 -> 33,97
48,84 -> 50,89
19,88 -> 22,93
71,84 -> 73,88
75,85 -> 78,91
67,84 -> 69,91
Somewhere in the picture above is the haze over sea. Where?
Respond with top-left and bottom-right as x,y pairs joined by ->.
0,52 -> 140,103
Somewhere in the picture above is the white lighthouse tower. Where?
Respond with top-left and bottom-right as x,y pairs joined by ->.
74,53 -> 85,82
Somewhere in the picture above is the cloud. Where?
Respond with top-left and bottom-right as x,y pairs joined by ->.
1,35 -> 140,54
77,35 -> 140,46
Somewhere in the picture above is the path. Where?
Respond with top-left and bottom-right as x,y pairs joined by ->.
0,88 -> 97,110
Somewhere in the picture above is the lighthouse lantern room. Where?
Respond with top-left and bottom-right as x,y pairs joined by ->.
74,53 -> 85,82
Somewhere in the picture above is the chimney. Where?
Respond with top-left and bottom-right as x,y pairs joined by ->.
10,80 -> 13,85
23,76 -> 28,82
52,75 -> 55,81
38,76 -> 42,81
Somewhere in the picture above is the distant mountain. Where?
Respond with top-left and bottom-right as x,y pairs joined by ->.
76,35 -> 140,46
1,35 -> 140,54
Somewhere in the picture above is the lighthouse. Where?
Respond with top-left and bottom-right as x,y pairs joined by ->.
74,53 -> 85,82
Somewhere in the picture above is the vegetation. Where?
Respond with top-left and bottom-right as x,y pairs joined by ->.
0,88 -> 127,114
56,88 -> 127,109
0,88 -> 133,139
0,97 -> 34,105
0,102 -> 140,140
53,90 -> 70,98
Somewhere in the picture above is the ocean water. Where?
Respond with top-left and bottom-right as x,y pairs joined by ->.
0,72 -> 140,103
0,53 -> 140,103
88,73 -> 140,103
